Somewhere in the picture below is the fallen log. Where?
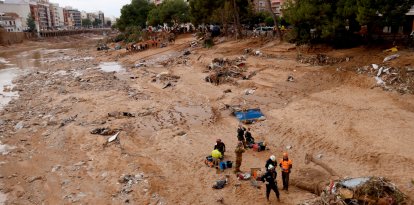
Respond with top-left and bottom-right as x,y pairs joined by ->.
305,153 -> 340,177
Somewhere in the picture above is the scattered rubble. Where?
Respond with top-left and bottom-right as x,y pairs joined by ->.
90,127 -> 119,135
244,88 -> 256,95
60,114 -> 77,127
183,50 -> 191,56
14,121 -> 24,130
223,89 -> 232,93
298,54 -> 351,66
0,143 -> 16,155
108,112 -> 135,118
306,177 -> 411,205
356,64 -> 414,94
287,75 -> 294,82
27,176 -> 43,183
213,176 -> 229,189
118,173 -> 145,194
205,57 -> 249,85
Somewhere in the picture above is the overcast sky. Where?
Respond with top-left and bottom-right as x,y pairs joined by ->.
55,0 -> 131,18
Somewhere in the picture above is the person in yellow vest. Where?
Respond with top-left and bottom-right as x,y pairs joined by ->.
211,149 -> 222,168
279,152 -> 292,192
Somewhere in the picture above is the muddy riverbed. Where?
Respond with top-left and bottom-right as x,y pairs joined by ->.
0,34 -> 413,204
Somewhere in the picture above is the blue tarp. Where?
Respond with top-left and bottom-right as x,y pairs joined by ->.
234,108 -> 265,123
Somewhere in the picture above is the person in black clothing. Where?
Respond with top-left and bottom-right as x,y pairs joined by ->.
261,164 -> 280,202
237,125 -> 247,148
213,139 -> 226,158
265,155 -> 276,171
244,128 -> 255,145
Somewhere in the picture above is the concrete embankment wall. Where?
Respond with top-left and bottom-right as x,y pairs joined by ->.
0,31 -> 32,45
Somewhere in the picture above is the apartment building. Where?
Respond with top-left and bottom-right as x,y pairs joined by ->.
0,12 -> 23,31
0,0 -> 30,27
63,7 -> 81,29
49,3 -> 63,29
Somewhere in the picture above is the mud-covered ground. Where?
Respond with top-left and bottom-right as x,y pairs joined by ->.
0,34 -> 413,205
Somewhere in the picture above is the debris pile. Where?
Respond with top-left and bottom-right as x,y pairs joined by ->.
302,177 -> 411,205
356,64 -> 414,94
97,44 -> 109,51
212,176 -> 229,189
160,56 -> 189,67
298,54 -> 351,66
118,173 -> 145,194
152,72 -> 180,89
204,57 -> 249,85
108,111 -> 135,118
90,127 -> 119,135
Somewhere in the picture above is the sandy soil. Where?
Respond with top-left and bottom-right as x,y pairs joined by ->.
0,34 -> 413,205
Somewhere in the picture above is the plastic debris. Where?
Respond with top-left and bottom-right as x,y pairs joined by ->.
377,67 -> 384,77
244,88 -> 256,95
108,132 -> 120,143
383,54 -> 400,62
375,76 -> 385,85
213,178 -> 228,189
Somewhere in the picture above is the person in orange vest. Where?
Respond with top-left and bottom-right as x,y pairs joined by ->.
279,152 -> 292,192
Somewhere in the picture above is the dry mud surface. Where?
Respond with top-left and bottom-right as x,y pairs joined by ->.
0,34 -> 413,204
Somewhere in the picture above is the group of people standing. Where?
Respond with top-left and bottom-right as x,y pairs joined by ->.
210,124 -> 293,202
263,153 -> 293,202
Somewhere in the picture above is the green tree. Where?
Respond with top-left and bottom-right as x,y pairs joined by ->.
147,0 -> 190,26
284,0 -> 414,45
189,0 -> 222,25
147,7 -> 162,26
117,0 -> 155,31
93,19 -> 102,27
356,0 -> 414,34
82,19 -> 92,27
188,0 -> 249,37
26,14 -> 36,32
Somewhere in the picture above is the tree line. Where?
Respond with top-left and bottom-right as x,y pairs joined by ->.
115,0 -> 414,46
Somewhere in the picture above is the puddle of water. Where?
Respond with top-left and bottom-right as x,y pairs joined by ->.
40,48 -> 70,55
99,62 -> 124,72
0,68 -> 21,109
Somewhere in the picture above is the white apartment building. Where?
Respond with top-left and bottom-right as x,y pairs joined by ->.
0,0 -> 30,27
0,12 -> 23,31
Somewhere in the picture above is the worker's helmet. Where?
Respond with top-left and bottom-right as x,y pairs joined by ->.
268,164 -> 274,170
270,155 -> 276,161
